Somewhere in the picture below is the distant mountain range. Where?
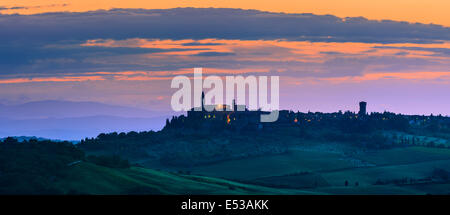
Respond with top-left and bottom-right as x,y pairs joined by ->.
0,100 -> 172,140
0,100 -> 168,119
0,136 -> 62,142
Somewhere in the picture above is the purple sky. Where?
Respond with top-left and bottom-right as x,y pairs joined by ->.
0,8 -> 449,116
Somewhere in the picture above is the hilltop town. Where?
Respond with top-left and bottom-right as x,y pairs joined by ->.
2,99 -> 450,194
165,93 -> 450,141
78,96 -> 450,169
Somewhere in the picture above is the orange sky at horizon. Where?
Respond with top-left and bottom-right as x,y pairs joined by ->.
1,70 -> 449,85
1,38 -> 449,85
1,0 -> 449,27
1,37 -> 449,83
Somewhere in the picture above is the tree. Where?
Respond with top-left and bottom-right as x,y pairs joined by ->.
3,137 -> 18,144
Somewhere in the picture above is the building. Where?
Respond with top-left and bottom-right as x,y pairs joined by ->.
167,92 -> 265,131
359,101 -> 367,116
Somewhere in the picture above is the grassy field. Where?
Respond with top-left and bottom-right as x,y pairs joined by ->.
320,159 -> 450,186
384,131 -> 449,147
261,147 -> 450,194
56,146 -> 450,194
139,146 -> 450,194
353,147 -> 450,166
253,173 -> 330,189
311,185 -> 421,195
54,162 -> 323,194
153,149 -> 357,180
403,183 -> 450,195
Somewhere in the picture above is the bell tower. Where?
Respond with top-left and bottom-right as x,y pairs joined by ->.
201,91 -> 205,111
359,101 -> 367,116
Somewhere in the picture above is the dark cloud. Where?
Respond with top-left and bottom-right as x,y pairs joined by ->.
1,8 -> 448,44
373,46 -> 450,57
0,6 -> 27,10
320,51 -> 345,55
192,52 -> 235,57
0,42 -> 207,75
0,4 -> 68,11
0,8 -> 449,78
394,51 -> 409,56
182,42 -> 225,46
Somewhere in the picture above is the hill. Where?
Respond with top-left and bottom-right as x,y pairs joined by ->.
0,115 -> 168,140
0,100 -> 172,140
0,100 -> 166,119
0,138 -> 318,194
54,162 -> 320,195
76,110 -> 450,195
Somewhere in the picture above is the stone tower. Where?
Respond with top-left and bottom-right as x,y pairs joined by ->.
201,91 -> 205,111
359,101 -> 367,116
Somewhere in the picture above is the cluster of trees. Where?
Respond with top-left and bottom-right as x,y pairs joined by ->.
320,131 -> 391,149
298,112 -> 411,134
0,138 -> 84,194
373,169 -> 450,186
432,168 -> 450,181
0,137 -> 131,194
79,131 -> 160,149
374,177 -> 428,186
86,155 -> 130,169
78,131 -> 162,159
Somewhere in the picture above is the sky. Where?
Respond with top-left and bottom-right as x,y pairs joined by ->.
0,2 -> 450,116
1,0 -> 450,26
